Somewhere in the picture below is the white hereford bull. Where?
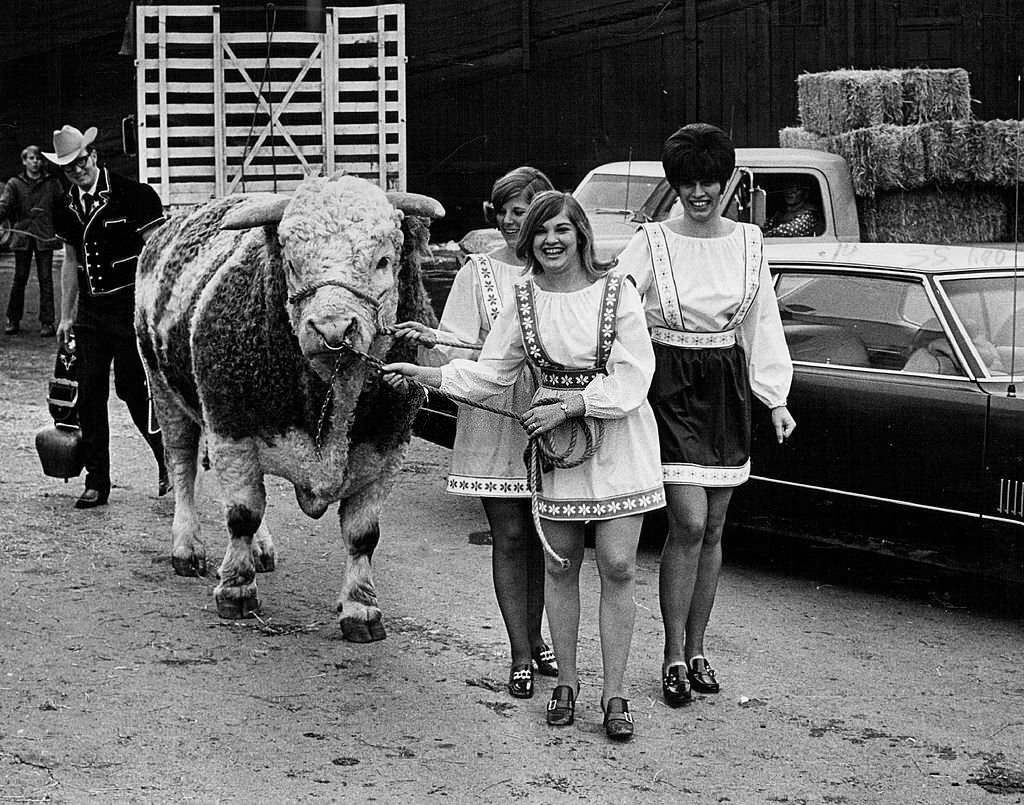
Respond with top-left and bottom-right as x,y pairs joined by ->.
135,173 -> 443,641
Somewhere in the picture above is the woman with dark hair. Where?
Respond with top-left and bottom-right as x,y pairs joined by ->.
392,167 -> 557,700
616,123 -> 795,707
385,191 -> 664,740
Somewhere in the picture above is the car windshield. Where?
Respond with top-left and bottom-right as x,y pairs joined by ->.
940,275 -> 1024,377
574,173 -> 663,215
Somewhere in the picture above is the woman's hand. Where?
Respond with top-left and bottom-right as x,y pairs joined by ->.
771,405 -> 796,443
521,395 -> 582,437
391,320 -> 438,348
381,362 -> 442,392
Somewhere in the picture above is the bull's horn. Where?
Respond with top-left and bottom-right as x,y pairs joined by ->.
220,193 -> 291,230
385,192 -> 445,220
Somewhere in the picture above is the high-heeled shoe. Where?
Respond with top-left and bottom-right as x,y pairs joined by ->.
508,663 -> 534,699
532,643 -> 558,677
687,656 -> 720,694
546,684 -> 577,726
662,663 -> 692,707
601,697 -> 634,740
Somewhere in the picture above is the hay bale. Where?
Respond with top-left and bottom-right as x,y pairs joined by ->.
901,68 -> 973,124
858,185 -> 1008,243
797,68 -> 973,135
825,125 -> 928,196
778,127 -> 830,150
920,120 -> 975,185
973,119 -> 1024,186
798,69 -> 903,135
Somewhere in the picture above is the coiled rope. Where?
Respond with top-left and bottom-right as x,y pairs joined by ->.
326,337 -> 604,568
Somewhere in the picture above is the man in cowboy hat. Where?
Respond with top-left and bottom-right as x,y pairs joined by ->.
48,124 -> 169,509
0,145 -> 63,336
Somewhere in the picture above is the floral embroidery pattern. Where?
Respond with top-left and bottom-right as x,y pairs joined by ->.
536,486 -> 666,520
470,255 -> 503,323
662,461 -> 750,487
650,327 -> 736,348
447,475 -> 530,497
643,222 -> 762,348
514,273 -> 623,390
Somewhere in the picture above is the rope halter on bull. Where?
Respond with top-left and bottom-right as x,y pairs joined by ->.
324,337 -> 601,570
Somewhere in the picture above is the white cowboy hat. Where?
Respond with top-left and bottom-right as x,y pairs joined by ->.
42,125 -> 97,165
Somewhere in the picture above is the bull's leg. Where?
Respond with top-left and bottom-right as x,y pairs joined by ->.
210,439 -> 266,619
252,520 -> 276,573
336,487 -> 388,642
150,380 -> 206,577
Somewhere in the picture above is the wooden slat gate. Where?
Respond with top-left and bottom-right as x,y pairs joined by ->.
136,4 -> 406,207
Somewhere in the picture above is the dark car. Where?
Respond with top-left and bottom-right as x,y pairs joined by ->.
414,242 -> 1024,587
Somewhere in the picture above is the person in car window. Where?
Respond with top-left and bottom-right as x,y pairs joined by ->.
391,167 -> 559,701
762,178 -> 822,237
615,123 -> 796,709
385,191 -> 665,741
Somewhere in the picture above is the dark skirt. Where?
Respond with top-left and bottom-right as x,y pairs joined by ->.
648,341 -> 752,486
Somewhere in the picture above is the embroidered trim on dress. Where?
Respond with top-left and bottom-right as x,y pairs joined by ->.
642,223 -> 683,329
663,460 -> 751,487
446,475 -> 530,497
650,327 -> 736,348
536,486 -> 666,521
726,226 -> 762,330
514,273 -> 624,376
469,254 -> 504,323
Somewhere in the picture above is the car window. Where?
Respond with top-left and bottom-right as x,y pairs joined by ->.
757,173 -> 827,237
941,275 -> 1024,376
775,271 -> 962,374
574,173 -> 663,215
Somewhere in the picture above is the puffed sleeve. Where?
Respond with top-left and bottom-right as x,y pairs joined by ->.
736,246 -> 793,409
440,297 -> 528,402
580,278 -> 655,418
419,260 -> 486,368
613,228 -> 653,295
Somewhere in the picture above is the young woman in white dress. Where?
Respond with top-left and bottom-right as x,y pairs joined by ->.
392,168 -> 558,700
385,191 -> 664,741
616,123 -> 796,707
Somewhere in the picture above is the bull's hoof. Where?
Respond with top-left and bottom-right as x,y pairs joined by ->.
252,550 -> 276,573
340,617 -> 387,643
171,552 -> 207,577
214,583 -> 260,619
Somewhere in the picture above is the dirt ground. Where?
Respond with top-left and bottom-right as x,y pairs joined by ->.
2,257 -> 1024,805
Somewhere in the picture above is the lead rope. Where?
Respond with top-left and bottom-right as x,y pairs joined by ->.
325,339 -> 602,569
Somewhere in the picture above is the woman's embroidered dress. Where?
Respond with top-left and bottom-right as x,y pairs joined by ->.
440,272 -> 665,521
617,221 -> 792,487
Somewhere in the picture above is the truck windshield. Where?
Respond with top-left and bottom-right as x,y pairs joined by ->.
574,173 -> 664,215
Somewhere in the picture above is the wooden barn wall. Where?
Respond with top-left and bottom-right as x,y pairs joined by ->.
406,0 -> 1024,241
3,1 -> 1024,242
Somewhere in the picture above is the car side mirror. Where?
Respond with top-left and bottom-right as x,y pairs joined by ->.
122,115 -> 137,158
751,187 -> 766,228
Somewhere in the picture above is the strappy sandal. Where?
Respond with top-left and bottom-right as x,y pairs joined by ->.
662,663 -> 692,708
508,663 -> 534,699
532,643 -> 558,677
601,697 -> 634,741
687,655 -> 720,694
546,684 -> 577,726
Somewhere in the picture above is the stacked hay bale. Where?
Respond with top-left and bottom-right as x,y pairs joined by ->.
779,68 -> 1022,243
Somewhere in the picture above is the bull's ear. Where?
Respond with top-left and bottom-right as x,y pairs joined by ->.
385,192 -> 445,220
220,193 -> 290,230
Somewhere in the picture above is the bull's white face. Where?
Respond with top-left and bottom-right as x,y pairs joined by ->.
277,176 -> 404,380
